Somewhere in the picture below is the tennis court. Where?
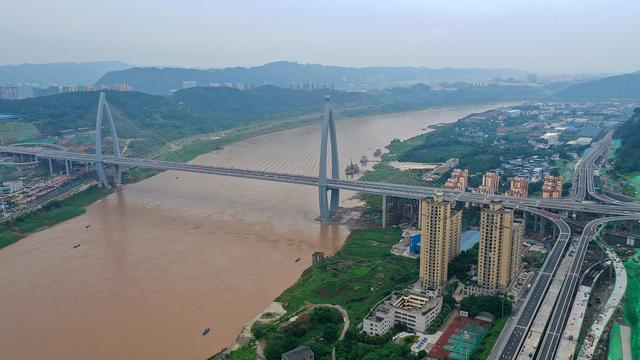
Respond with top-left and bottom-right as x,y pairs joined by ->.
429,315 -> 491,359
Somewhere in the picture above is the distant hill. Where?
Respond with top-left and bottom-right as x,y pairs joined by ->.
96,61 -> 531,95
373,83 -> 545,112
556,72 -> 640,100
0,61 -> 131,86
0,87 -> 374,140
0,82 -> 546,142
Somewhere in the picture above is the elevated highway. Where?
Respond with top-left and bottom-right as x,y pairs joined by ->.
534,215 -> 640,359
490,208 -> 571,360
1,145 -> 637,217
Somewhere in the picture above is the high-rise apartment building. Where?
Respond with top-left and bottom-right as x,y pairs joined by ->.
444,169 -> 469,192
473,172 -> 500,194
419,193 -> 462,294
505,177 -> 528,198
477,201 -> 524,290
0,86 -> 18,100
542,175 -> 563,199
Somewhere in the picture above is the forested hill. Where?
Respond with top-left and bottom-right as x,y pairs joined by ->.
0,87 -> 374,140
0,83 -> 546,141
96,61 -> 530,95
614,107 -> 640,174
557,72 -> 640,100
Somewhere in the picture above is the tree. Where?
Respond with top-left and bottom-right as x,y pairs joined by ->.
460,294 -> 512,318
322,323 -> 339,343
263,333 -> 299,360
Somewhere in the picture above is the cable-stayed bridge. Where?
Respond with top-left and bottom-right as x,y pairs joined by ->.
1,92 -> 640,360
1,93 -> 638,219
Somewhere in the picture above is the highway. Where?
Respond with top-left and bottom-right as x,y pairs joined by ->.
577,132 -> 640,208
534,215 -> 640,359
489,133 -> 640,359
490,207 -> 571,360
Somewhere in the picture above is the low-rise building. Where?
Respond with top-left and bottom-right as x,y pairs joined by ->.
363,291 -> 442,335
2,180 -> 24,193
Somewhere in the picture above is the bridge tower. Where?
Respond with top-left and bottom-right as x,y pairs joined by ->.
318,96 -> 340,220
95,92 -> 122,188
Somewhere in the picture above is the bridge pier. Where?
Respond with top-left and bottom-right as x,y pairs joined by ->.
48,158 -> 53,175
95,92 -> 122,188
382,195 -> 387,228
65,160 -> 70,176
318,96 -> 339,221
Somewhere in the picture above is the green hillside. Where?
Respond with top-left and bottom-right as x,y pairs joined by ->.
0,122 -> 39,144
557,72 -> 640,100
614,108 -> 640,174
0,87 -> 374,141
0,83 -> 547,144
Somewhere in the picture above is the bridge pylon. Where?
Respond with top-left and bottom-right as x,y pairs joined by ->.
318,96 -> 340,220
95,92 -> 122,188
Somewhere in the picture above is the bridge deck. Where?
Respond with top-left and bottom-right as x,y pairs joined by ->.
1,145 -> 637,216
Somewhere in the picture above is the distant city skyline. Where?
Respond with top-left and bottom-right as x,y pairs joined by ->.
2,0 -> 639,74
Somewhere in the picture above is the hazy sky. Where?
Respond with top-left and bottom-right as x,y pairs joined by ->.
2,0 -> 639,74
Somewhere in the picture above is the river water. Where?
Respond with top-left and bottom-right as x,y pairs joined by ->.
0,104 -> 500,359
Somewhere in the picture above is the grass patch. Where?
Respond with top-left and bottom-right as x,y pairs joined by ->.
222,342 -> 257,360
15,207 -> 86,233
277,228 -> 418,322
56,185 -> 112,208
471,316 -> 507,360
0,229 -> 21,248
0,121 -> 39,143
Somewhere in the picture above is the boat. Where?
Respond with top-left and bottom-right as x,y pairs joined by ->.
85,224 -> 90,228
202,328 -> 210,336
295,257 -> 301,263
73,244 -> 80,249
345,161 -> 360,176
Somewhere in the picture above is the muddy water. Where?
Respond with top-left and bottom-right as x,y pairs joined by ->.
0,104 -> 500,359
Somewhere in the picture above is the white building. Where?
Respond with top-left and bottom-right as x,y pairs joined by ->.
540,132 -> 560,146
2,180 -> 24,193
575,137 -> 593,146
363,291 -> 442,336
507,109 -> 522,118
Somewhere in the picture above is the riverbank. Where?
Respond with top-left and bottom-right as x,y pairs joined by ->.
0,184 -> 112,249
221,227 -> 421,359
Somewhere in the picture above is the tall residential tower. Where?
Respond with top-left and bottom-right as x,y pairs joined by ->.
419,193 -> 462,294
477,201 -> 524,290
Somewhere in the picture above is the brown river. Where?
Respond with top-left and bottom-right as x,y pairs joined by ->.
0,104 -> 501,359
